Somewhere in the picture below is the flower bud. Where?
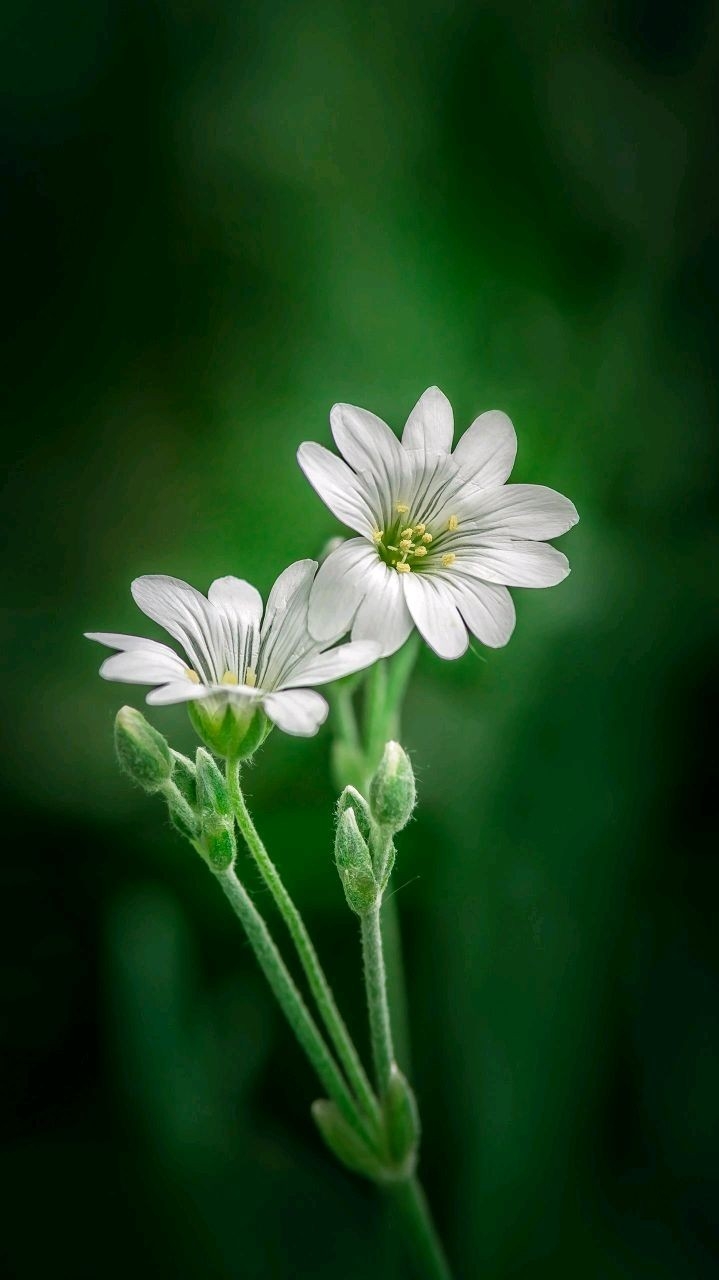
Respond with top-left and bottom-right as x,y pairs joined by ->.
114,706 -> 172,793
188,697 -> 270,761
311,1100 -> 386,1182
201,815 -> 236,872
170,750 -> 197,807
334,808 -> 377,915
195,748 -> 230,819
336,785 -> 373,847
383,1063 -> 420,1174
369,741 -> 416,833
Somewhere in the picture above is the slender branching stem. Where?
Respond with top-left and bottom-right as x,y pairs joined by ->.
226,759 -> 381,1130
361,901 -> 395,1097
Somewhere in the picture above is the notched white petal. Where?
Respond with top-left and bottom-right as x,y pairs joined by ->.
283,640 -> 380,689
297,442 -> 375,536
330,402 -> 404,475
452,409 -> 517,488
99,648 -> 188,685
401,573 -> 468,660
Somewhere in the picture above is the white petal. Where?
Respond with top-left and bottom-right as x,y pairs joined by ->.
330,401 -> 404,475
452,410 -> 517,487
283,640 -> 380,689
262,688 -> 329,736
146,681 -> 212,705
99,648 -> 188,685
466,484 -> 579,540
297,442 -> 376,536
402,386 -> 454,454
85,632 -> 183,662
401,573 -> 468,660
307,539 -> 378,642
351,563 -> 414,657
208,575 -> 263,678
131,576 -> 223,683
258,559 -> 317,688
448,575 -> 516,648
452,538 -> 570,587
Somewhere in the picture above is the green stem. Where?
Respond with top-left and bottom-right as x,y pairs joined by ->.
390,1177 -> 454,1280
361,903 -> 395,1097
227,760 -> 381,1129
331,685 -> 361,749
214,865 -> 363,1135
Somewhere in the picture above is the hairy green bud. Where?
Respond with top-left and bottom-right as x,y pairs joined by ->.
195,748 -> 230,818
114,706 -> 172,793
369,741 -> 416,833
335,808 -> 377,915
336,785 -> 373,846
201,815 -> 236,872
170,750 -> 197,807
311,1100 -> 386,1182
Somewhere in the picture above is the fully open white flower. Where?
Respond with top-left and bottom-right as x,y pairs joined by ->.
298,387 -> 579,659
86,560 -> 379,739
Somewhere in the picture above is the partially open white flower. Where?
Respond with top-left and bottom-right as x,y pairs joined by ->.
298,387 -> 579,659
86,560 -> 380,746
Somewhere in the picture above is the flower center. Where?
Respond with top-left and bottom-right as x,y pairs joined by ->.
373,506 -> 459,573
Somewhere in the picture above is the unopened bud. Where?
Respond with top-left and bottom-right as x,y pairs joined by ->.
170,750 -> 197,807
114,706 -> 172,793
369,742 -> 416,833
201,815 -> 236,872
337,785 -> 373,846
335,808 -> 377,915
195,748 -> 230,818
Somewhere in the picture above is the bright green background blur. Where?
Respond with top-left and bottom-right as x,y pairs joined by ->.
2,3 -> 717,1277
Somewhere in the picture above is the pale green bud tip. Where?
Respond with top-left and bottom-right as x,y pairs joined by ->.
334,808 -> 377,915
369,741 -> 416,833
337,784 -> 373,846
114,706 -> 172,793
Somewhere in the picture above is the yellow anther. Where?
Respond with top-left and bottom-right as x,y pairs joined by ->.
244,667 -> 257,688
412,545 -> 428,558
396,562 -> 411,574
414,523 -> 426,535
400,527 -> 414,538
221,670 -> 239,685
184,668 -> 200,684
447,515 -> 459,531
441,552 -> 456,567
421,532 -> 433,544
399,538 -> 413,551
372,528 -> 384,543
395,503 -> 409,514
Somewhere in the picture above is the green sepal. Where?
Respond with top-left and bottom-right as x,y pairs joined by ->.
188,698 -> 270,761
165,789 -> 199,842
369,741 -> 416,834
311,1100 -> 386,1182
334,808 -> 377,915
114,706 -> 172,793
383,1064 -> 420,1173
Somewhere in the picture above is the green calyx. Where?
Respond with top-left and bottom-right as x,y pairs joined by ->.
114,706 -> 172,793
334,806 -> 378,915
188,697 -> 271,761
369,741 -> 416,834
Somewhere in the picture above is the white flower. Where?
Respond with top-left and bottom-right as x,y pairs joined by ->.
297,386 -> 579,659
86,560 -> 379,738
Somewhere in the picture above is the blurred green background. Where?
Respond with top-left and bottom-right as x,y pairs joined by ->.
2,2 -> 717,1276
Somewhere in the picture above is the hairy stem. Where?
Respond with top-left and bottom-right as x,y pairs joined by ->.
227,760 -> 381,1129
361,902 -> 395,1097
390,1177 -> 454,1280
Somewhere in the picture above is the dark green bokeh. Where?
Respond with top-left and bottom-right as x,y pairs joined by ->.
2,2 -> 717,1276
